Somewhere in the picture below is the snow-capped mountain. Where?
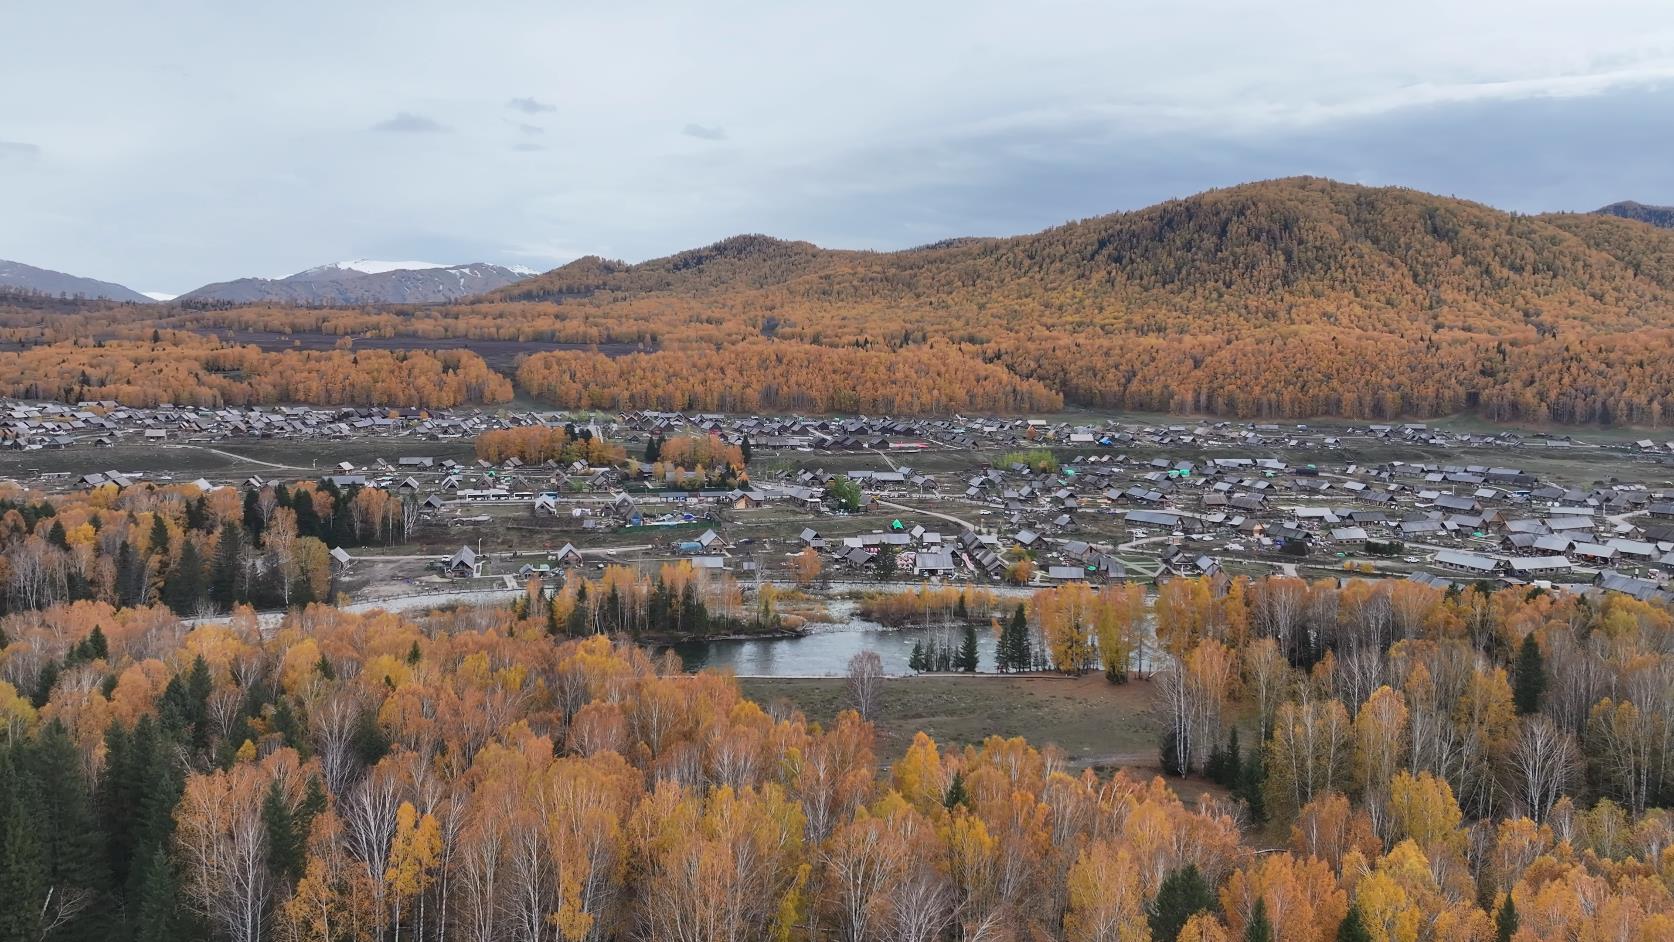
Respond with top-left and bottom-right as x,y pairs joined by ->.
0,258 -> 154,303
178,261 -> 537,304
299,259 -> 450,277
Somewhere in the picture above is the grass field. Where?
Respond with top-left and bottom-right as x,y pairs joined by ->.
0,438 -> 478,480
740,673 -> 1161,767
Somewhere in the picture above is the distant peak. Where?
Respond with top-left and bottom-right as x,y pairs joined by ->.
1593,200 -> 1674,229
314,259 -> 449,275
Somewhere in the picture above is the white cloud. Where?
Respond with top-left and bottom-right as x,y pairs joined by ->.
681,123 -> 727,141
371,112 -> 448,133
508,97 -> 555,114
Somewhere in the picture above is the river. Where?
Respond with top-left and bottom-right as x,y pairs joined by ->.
664,595 -> 1166,679
666,599 -> 1001,677
668,622 -> 1001,677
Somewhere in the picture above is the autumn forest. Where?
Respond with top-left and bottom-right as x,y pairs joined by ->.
10,178 -> 1674,423
6,507 -> 1674,941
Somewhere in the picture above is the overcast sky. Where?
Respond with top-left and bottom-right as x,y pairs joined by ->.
4,0 -> 1674,295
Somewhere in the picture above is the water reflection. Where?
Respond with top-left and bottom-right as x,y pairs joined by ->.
665,622 -> 1000,677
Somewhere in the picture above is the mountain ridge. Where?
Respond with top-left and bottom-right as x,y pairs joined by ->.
0,258 -> 154,303
1596,200 -> 1674,229
492,176 -> 1674,328
180,261 -> 534,304
478,176 -> 1674,424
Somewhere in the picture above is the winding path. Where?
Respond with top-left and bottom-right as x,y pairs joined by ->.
162,444 -> 311,472
874,499 -> 978,532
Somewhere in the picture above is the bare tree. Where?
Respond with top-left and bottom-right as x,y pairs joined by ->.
846,650 -> 884,721
1510,716 -> 1578,822
310,689 -> 364,796
176,765 -> 272,942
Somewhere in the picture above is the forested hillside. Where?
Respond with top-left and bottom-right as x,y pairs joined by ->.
1596,200 -> 1674,230
12,178 -> 1674,422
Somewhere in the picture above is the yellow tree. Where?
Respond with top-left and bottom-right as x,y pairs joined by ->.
384,801 -> 441,942
1093,583 -> 1147,681
1353,686 -> 1410,835
1064,840 -> 1150,942
790,548 -> 823,587
1032,583 -> 1098,673
1155,576 -> 1216,657
1219,853 -> 1347,942
1178,912 -> 1232,942
1387,772 -> 1464,857
1266,696 -> 1351,818
893,732 -> 947,813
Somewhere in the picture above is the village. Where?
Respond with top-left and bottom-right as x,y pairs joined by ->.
2,398 -> 1672,612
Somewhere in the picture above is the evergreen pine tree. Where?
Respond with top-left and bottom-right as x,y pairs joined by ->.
185,496 -> 210,532
1205,740 -> 1227,784
1514,634 -> 1546,715
263,780 -> 307,884
1149,863 -> 1216,942
1236,740 -> 1267,822
185,657 -> 213,722
85,626 -> 109,662
352,711 -> 390,766
1336,906 -> 1372,942
909,640 -> 927,673
292,493 -> 319,539
32,660 -> 59,708
115,543 -> 143,608
944,770 -> 969,810
24,722 -> 109,940
210,522 -> 244,611
148,515 -> 170,558
1244,898 -> 1274,942
875,544 -> 898,579
242,489 -> 264,540
644,435 -> 662,464
566,589 -> 590,636
130,848 -> 179,942
163,540 -> 205,616
1222,727 -> 1243,788
330,492 -> 357,548
47,519 -> 69,550
958,623 -> 979,673
271,698 -> 305,754
122,720 -> 183,903
0,747 -> 47,942
1495,895 -> 1518,942
160,656 -> 213,754
1010,604 -> 1032,672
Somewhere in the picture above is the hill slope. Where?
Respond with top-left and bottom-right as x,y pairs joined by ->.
181,262 -> 533,304
1596,200 -> 1674,229
492,178 -> 1674,422
20,178 -> 1674,422
0,259 -> 153,303
500,177 -> 1674,334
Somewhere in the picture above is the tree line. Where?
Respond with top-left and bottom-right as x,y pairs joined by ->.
0,478 -> 413,619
